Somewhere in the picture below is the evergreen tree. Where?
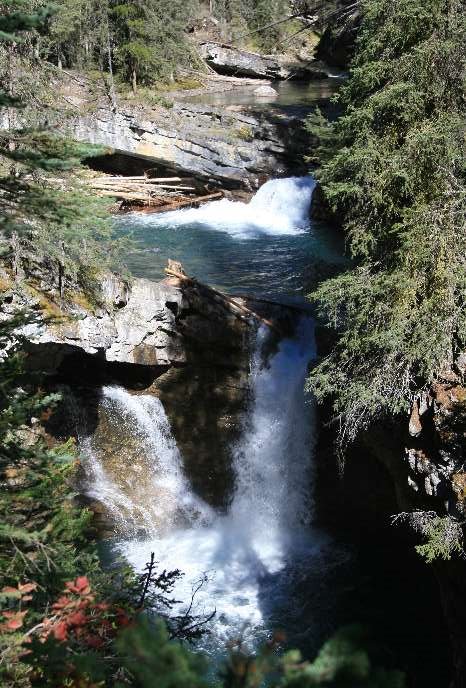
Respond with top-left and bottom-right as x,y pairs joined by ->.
251,0 -> 290,52
47,0 -> 95,69
0,1 -> 126,298
112,0 -> 198,91
307,0 -> 466,445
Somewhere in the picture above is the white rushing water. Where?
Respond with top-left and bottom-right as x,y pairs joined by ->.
81,389 -> 211,534
81,318 -> 337,650
78,176 -> 345,652
128,176 -> 316,239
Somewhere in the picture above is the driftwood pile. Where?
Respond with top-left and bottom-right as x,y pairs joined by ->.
88,174 -> 223,213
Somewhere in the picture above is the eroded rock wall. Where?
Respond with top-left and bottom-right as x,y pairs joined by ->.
70,101 -> 308,189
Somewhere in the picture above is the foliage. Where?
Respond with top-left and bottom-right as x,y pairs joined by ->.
393,511 -> 465,564
0,0 -> 52,107
306,0 -> 466,445
0,313 -> 101,686
116,617 -> 208,688
0,1 -> 128,299
112,0 -> 199,91
211,0 -> 290,51
235,124 -> 254,141
134,552 -> 215,643
45,0 -> 200,91
282,625 -> 405,687
416,517 -> 464,564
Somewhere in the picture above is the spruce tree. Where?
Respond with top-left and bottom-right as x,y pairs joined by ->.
0,1 -> 126,298
112,0 -> 198,91
307,0 -> 466,444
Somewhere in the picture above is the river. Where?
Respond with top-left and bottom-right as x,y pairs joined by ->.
79,177 -> 349,658
77,176 -> 448,683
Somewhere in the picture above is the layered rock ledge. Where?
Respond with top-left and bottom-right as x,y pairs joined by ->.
70,100 -> 309,189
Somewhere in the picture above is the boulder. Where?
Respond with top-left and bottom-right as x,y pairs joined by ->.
199,42 -> 287,80
253,85 -> 278,98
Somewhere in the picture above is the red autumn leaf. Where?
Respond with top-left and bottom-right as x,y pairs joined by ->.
3,611 -> 28,631
64,576 -> 91,594
3,610 -> 27,620
85,634 -> 104,649
75,576 -> 89,589
67,611 -> 88,627
53,595 -> 75,611
18,583 -> 37,594
1,586 -> 20,596
52,621 -> 68,642
116,613 -> 131,628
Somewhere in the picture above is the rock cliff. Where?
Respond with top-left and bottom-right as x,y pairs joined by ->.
70,100 -> 309,189
1,271 -> 251,377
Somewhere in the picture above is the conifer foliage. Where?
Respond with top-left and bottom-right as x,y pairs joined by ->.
46,0 -> 200,90
0,1 -> 126,297
307,0 -> 466,444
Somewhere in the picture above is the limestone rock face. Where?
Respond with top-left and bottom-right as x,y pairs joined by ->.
20,277 -> 185,367
3,273 -> 250,375
70,101 -> 307,189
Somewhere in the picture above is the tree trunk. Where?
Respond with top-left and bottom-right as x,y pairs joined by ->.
131,67 -> 137,93
105,14 -> 118,112
58,241 -> 66,299
11,232 -> 24,281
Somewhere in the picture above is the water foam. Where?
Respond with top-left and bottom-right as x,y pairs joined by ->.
82,388 -> 211,534
127,176 -> 316,239
82,319 -> 332,649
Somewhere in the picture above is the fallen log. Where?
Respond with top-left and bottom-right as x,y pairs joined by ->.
164,260 -> 281,334
139,192 -> 223,214
90,176 -> 194,184
91,183 -> 195,192
95,190 -> 185,202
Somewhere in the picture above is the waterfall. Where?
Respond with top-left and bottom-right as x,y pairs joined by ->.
228,320 -> 316,573
81,388 -> 212,534
77,161 -> 348,642
80,317 -> 339,650
127,176 -> 316,238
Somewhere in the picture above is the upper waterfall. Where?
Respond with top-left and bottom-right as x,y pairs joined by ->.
129,176 -> 316,238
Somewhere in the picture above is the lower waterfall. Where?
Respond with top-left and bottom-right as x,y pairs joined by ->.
81,318 -> 344,653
